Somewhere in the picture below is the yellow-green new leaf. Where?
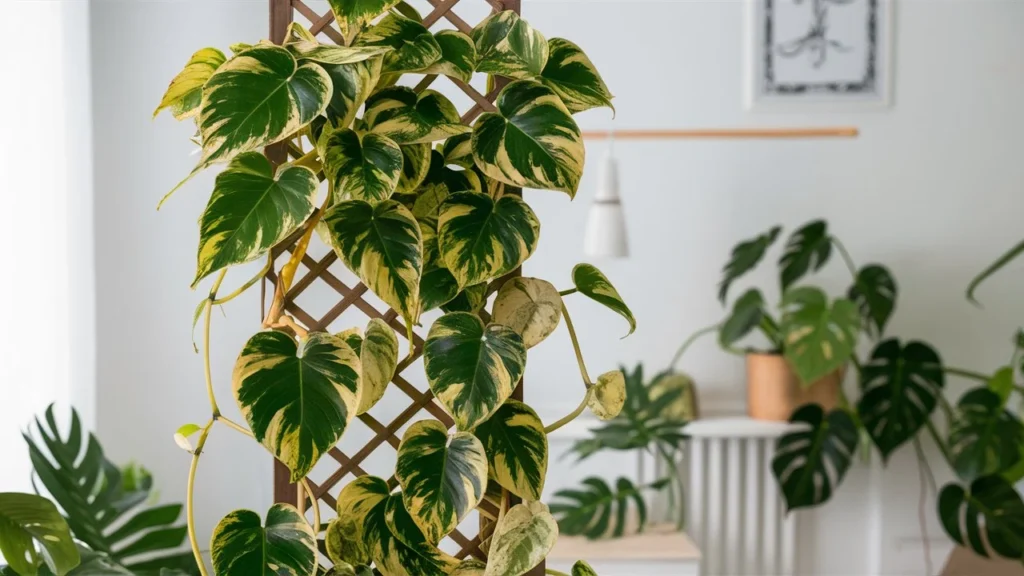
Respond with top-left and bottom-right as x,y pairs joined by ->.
322,57 -> 384,130
154,47 -> 226,120
336,476 -> 390,566
284,22 -> 392,65
424,313 -> 527,431
395,420 -> 488,543
438,192 -> 540,287
173,423 -> 202,453
472,80 -> 584,196
358,318 -> 399,415
324,200 -> 423,326
473,11 -> 548,79
572,263 -> 636,336
355,13 -> 441,74
424,30 -> 477,82
210,503 -> 316,576
320,128 -> 403,205
327,0 -> 401,34
397,143 -> 432,193
0,492 -> 80,576
193,152 -> 318,287
492,277 -> 562,348
474,399 -> 548,501
572,560 -> 599,576
365,87 -> 471,145
233,331 -> 361,481
588,370 -> 626,420
540,38 -> 614,114
484,501 -> 559,576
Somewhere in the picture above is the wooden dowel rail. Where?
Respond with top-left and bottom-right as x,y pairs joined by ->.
581,127 -> 859,139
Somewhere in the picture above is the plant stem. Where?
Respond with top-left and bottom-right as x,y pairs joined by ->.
560,301 -> 592,388
211,256 -> 272,306
943,366 -> 990,383
203,270 -> 228,417
216,415 -> 253,438
669,323 -> 719,370
299,478 -> 321,535
186,419 -> 214,576
545,570 -> 570,576
290,149 -> 321,172
559,288 -> 577,297
912,437 -> 934,576
830,236 -> 860,281
544,393 -> 590,434
657,444 -> 685,530
924,418 -> 955,472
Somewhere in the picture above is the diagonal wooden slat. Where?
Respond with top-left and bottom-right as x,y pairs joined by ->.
424,0 -> 475,34
422,0 -> 463,28
450,77 -> 498,114
461,85 -> 503,124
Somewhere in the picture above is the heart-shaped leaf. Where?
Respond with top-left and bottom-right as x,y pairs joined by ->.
419,268 -> 461,314
232,331 -> 361,481
320,128 -> 403,205
492,277 -> 562,348
780,287 -> 859,385
472,80 -> 584,196
719,288 -> 767,348
283,23 -> 391,65
365,87 -> 471,145
324,199 -> 423,326
327,0 -> 402,34
355,13 -> 442,74
335,476 -> 390,566
0,493 -> 79,576
949,388 -> 1024,481
474,399 -> 548,501
423,30 -> 477,82
779,220 -> 832,291
322,57 -> 383,130
939,475 -> 1024,561
472,11 -> 548,79
325,518 -> 349,566
357,318 -> 399,415
572,561 -> 599,576
193,152 -> 318,286
397,143 -> 432,193
441,133 -> 474,168
539,38 -> 613,114
438,192 -> 540,287
588,370 -> 626,420
484,501 -> 559,576
210,503 -> 316,576
452,559 -> 486,575
154,47 -> 226,120
718,226 -> 781,303
395,420 -> 487,543
772,404 -> 859,511
424,312 -> 526,431
857,339 -> 944,461
847,264 -> 898,337
572,263 -> 635,337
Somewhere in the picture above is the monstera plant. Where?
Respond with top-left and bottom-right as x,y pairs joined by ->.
154,2 -> 627,575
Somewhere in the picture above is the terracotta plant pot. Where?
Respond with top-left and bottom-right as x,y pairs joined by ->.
746,352 -> 842,421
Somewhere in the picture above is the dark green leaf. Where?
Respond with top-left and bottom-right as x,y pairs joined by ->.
440,283 -> 487,314
779,220 -> 831,290
472,11 -> 548,79
365,87 -> 470,145
319,127 -> 403,205
966,239 -> 1024,304
718,226 -> 781,303
718,288 -> 766,348
539,38 -> 613,114
210,504 -> 316,576
355,13 -> 441,74
847,264 -> 897,337
572,263 -> 635,337
939,476 -> 1024,561
772,404 -> 858,511
474,400 -> 548,501
949,388 -> 1024,481
549,477 -> 659,540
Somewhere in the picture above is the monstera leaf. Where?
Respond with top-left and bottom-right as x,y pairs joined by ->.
718,288 -> 767,348
939,475 -> 1024,561
539,38 -> 613,114
397,143 -> 432,193
550,477 -> 666,540
424,312 -> 526,430
472,80 -> 584,196
233,331 -> 361,481
779,220 -> 832,291
0,493 -> 79,576
949,388 -> 1024,482
365,87 -> 470,144
474,399 -> 548,501
780,287 -> 859,385
153,47 -> 226,120
395,420 -> 488,543
355,13 -> 441,74
321,56 -> 383,130
357,318 -> 399,415
324,199 -> 423,326
492,277 -> 562,348
423,30 -> 477,82
472,11 -> 548,79
718,226 -> 781,303
283,22 -> 391,65
772,404 -> 859,511
437,192 -> 540,287
319,127 -> 403,205
484,502 -> 558,576
210,504 -> 316,576
572,263 -> 635,337
857,339 -> 944,460
193,152 -> 318,286
327,0 -> 401,34
588,370 -> 626,420
847,264 -> 898,336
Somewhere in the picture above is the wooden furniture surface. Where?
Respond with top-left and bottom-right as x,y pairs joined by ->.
548,524 -> 701,576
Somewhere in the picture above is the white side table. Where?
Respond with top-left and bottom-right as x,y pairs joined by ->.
547,524 -> 701,576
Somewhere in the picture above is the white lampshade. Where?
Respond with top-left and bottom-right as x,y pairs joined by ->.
583,151 -> 629,258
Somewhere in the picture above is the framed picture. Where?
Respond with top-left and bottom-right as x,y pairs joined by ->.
746,0 -> 894,110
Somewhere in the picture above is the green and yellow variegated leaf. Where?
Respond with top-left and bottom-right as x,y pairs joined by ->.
355,13 -> 441,74
193,152 -> 318,287
336,326 -> 364,353
324,200 -> 423,326
452,559 -> 486,576
230,42 -> 254,55
473,11 -> 548,79
474,399 -> 548,501
327,0 -> 402,34
572,560 -> 599,576
441,283 -> 488,314
232,331 -> 360,481
284,22 -> 392,65
572,263 -> 635,336
397,143 -> 432,193
336,476 -> 390,566
438,192 -> 540,287
322,57 -> 383,130
320,127 -> 403,205
492,277 -> 562,348
358,318 -> 399,415
780,287 -> 859,385
210,503 -> 316,576
472,80 -> 584,196
395,420 -> 488,543
325,518 -> 349,566
588,370 -> 626,420
419,268 -> 460,314
365,87 -> 471,145
419,217 -> 442,268
364,492 -> 460,576
484,501 -> 559,576
423,30 -> 477,82
412,184 -> 452,224
154,47 -> 226,120
441,133 -> 474,168
424,312 -> 526,431
423,149 -> 483,194
540,38 -> 614,114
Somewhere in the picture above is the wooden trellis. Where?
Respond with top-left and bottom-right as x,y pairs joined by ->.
264,0 -> 538,572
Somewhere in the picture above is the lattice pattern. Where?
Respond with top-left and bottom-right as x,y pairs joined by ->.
264,0 -> 527,568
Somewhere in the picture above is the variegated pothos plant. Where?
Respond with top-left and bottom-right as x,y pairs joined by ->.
156,2 -> 627,575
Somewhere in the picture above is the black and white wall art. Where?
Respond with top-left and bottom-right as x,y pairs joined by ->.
747,0 -> 893,109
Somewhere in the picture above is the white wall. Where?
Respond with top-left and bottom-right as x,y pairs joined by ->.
90,1 -> 1024,574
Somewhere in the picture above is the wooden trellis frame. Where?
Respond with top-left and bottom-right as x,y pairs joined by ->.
264,0 -> 540,572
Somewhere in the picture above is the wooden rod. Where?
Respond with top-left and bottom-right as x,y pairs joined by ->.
581,127 -> 859,139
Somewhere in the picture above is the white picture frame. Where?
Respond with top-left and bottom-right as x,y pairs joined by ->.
746,0 -> 894,111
